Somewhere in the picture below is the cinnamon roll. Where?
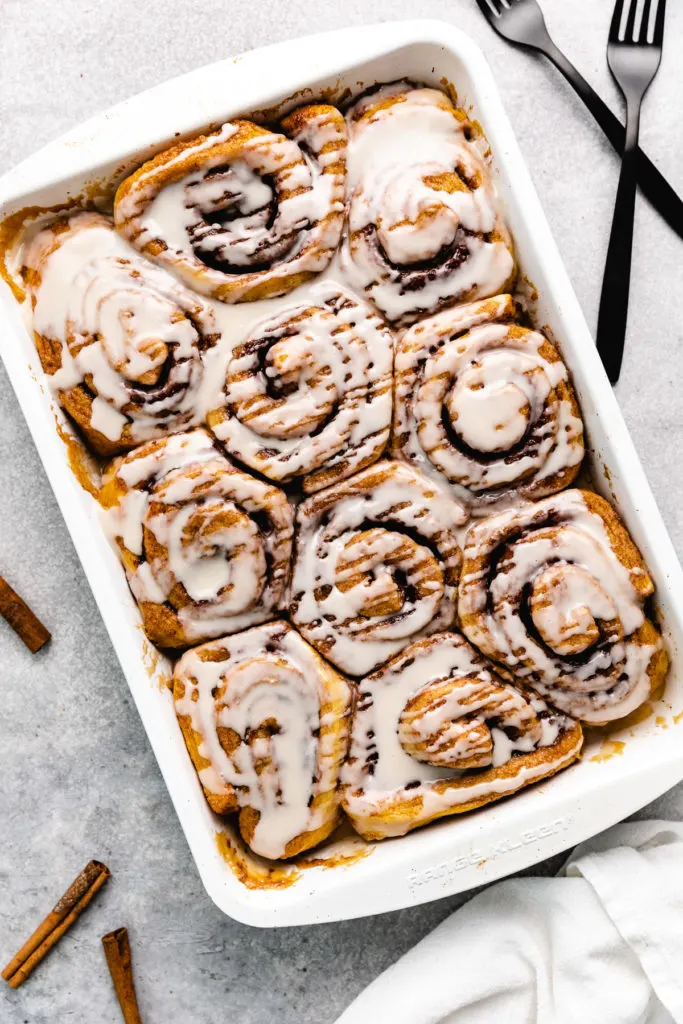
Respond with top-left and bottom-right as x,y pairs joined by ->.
341,631 -> 582,840
173,621 -> 353,859
206,283 -> 393,492
342,83 -> 516,324
114,106 -> 347,302
22,211 -> 219,456
392,294 -> 584,511
458,490 -> 668,723
99,429 -> 293,647
291,461 -> 466,675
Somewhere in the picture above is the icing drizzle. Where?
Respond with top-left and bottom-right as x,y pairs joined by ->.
291,460 -> 466,675
342,83 -> 515,324
207,282 -> 393,492
22,211 -> 219,452
100,429 -> 293,645
341,631 -> 581,838
458,489 -> 665,722
392,293 -> 585,511
114,106 -> 348,303
173,620 -> 352,858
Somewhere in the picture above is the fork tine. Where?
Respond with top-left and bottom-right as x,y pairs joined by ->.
652,0 -> 667,46
624,0 -> 639,41
609,0 -> 627,42
639,0 -> 654,42
474,0 -> 501,18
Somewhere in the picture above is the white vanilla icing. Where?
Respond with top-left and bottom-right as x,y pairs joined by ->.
174,621 -> 351,859
342,85 -> 515,323
115,108 -> 348,302
101,429 -> 293,642
392,295 -> 584,511
23,211 -> 218,447
207,281 -> 393,490
291,461 -> 466,675
459,490 -> 661,722
341,631 -> 580,836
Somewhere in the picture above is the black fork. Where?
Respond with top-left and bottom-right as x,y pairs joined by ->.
474,0 -> 682,242
597,0 -> 667,383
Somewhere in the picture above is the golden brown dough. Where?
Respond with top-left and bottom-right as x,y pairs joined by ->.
342,82 -> 516,324
114,106 -> 347,302
99,429 -> 293,647
392,294 -> 584,511
341,631 -> 582,840
458,489 -> 668,723
173,620 -> 353,859
291,460 -> 466,675
206,284 -> 393,492
22,211 -> 218,456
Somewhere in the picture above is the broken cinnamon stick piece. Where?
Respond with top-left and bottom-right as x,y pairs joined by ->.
102,928 -> 144,1024
2,860 -> 110,989
0,576 -> 50,652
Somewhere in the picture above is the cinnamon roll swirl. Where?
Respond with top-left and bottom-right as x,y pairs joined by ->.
342,83 -> 516,324
392,294 -> 584,511
206,284 -> 393,492
290,461 -> 466,675
173,621 -> 353,859
341,631 -> 582,840
114,105 -> 347,302
458,490 -> 668,723
99,429 -> 293,647
22,211 -> 219,456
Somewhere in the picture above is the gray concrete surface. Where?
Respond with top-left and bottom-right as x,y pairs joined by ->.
1,1 -> 682,1021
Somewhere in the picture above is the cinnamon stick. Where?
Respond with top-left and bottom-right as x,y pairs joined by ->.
2,860 -> 110,988
102,928 -> 144,1024
0,576 -> 50,652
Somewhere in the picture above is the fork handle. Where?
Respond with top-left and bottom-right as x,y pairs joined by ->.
596,109 -> 641,384
544,42 -> 683,241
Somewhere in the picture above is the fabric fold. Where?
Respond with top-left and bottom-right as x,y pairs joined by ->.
335,822 -> 683,1024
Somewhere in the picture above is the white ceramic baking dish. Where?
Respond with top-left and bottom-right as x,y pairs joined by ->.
1,19 -> 682,928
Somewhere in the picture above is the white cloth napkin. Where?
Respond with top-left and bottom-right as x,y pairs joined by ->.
336,821 -> 683,1024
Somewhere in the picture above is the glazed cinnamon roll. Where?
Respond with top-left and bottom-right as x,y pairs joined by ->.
99,429 -> 293,647
392,294 -> 584,511
173,621 -> 353,859
114,105 -> 347,302
458,490 -> 668,723
206,283 -> 393,492
341,632 -> 582,840
22,211 -> 219,456
290,460 -> 466,675
342,83 -> 516,324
